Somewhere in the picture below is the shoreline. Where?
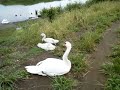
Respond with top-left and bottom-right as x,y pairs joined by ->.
0,23 -> 16,30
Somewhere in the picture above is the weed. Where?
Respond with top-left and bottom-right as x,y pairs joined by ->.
70,53 -> 87,72
0,47 -> 13,56
41,7 -> 63,22
105,74 -> 120,90
80,31 -> 101,52
0,69 -> 29,90
0,0 -> 56,5
102,62 -> 114,75
52,76 -> 73,90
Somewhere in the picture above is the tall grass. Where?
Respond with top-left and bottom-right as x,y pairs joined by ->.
40,7 -> 63,22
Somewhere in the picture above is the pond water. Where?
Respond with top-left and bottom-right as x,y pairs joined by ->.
0,0 -> 88,24
0,5 -> 30,23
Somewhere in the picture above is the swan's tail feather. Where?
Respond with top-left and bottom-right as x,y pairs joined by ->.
54,40 -> 59,43
25,66 -> 39,74
37,43 -> 42,48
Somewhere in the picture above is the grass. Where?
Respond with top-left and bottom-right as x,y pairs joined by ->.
0,1 -> 120,90
0,69 -> 29,90
80,31 -> 101,52
14,1 -> 120,49
70,53 -> 87,73
0,27 -> 43,90
102,28 -> 120,90
52,76 -> 73,90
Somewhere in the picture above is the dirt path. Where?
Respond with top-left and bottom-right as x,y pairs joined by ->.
79,21 -> 120,90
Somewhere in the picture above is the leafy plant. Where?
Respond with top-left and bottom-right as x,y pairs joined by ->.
105,74 -> 120,90
40,7 -> 63,22
80,31 -> 101,52
0,70 -> 29,90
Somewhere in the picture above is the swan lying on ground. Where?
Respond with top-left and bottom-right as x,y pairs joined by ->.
1,19 -> 9,24
41,33 -> 59,45
25,41 -> 72,76
37,43 -> 56,51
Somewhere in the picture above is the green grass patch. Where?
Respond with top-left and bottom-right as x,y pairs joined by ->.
70,53 -> 87,72
0,69 -> 29,90
52,76 -> 73,90
105,74 -> 120,90
80,31 -> 101,52
102,43 -> 120,90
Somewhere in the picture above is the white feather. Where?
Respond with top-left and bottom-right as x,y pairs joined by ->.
41,33 -> 59,44
37,43 -> 56,51
25,41 -> 72,76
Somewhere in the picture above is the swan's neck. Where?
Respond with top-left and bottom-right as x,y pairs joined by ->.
62,46 -> 71,66
42,34 -> 46,41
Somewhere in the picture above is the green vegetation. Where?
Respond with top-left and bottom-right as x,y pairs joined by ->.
52,76 -> 73,90
0,69 -> 28,90
0,1 -> 120,90
40,3 -> 82,22
0,0 -> 57,5
0,26 -> 43,90
41,7 -> 63,22
70,53 -> 87,72
102,28 -> 120,90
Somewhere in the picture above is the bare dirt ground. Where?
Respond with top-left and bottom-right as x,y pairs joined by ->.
15,21 -> 120,90
15,52 -> 56,90
78,21 -> 120,90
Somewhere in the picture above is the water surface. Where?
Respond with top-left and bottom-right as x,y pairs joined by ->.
0,0 -> 88,23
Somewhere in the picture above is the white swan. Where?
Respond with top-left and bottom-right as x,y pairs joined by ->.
25,41 -> 72,76
41,33 -> 59,45
1,19 -> 9,24
37,43 -> 56,51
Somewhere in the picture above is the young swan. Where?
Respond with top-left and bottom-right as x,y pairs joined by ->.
41,33 -> 59,45
37,43 -> 56,51
25,41 -> 72,76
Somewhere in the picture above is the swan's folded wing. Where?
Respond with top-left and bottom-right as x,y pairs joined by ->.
36,61 -> 43,66
25,66 -> 40,74
40,59 -> 69,76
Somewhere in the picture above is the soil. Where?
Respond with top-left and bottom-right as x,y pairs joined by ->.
15,21 -> 120,90
77,21 -> 120,90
